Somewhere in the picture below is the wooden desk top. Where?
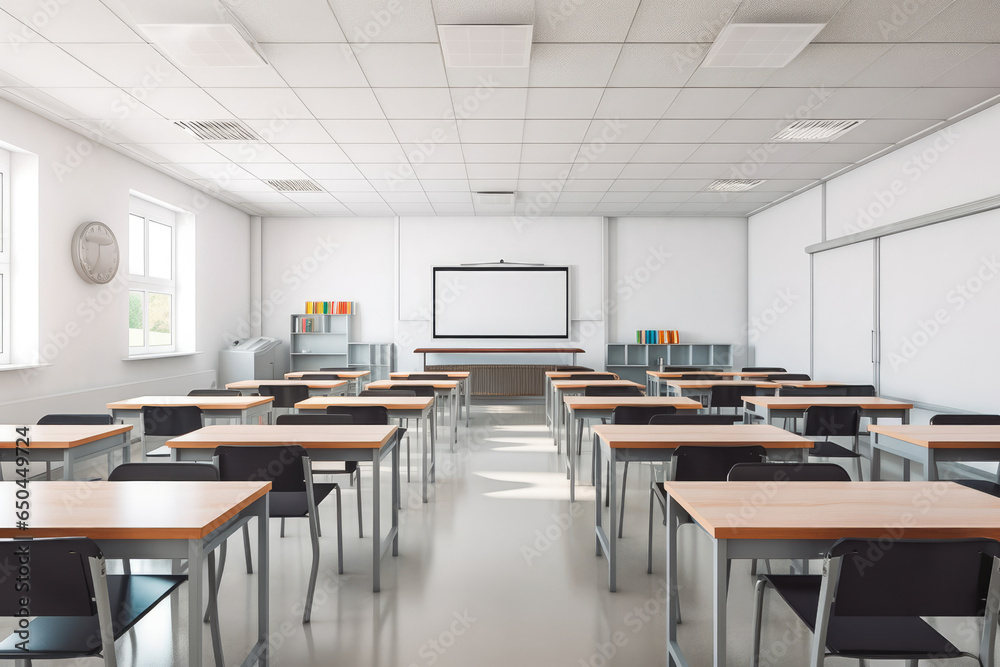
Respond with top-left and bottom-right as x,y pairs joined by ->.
564,396 -> 702,411
0,425 -> 133,450
666,380 -> 778,389
663,481 -> 1000,541
167,424 -> 397,449
0,481 -> 270,540
547,371 -> 617,378
226,379 -> 347,390
738,372 -> 796,378
108,395 -> 274,410
772,381 -> 845,387
742,396 -> 913,410
551,379 -> 645,390
415,347 -> 585,354
592,424 -> 811,449
285,371 -> 371,379
366,379 -> 459,389
390,371 -> 470,379
647,371 -> 741,379
295,396 -> 433,411
869,424 -> 1000,449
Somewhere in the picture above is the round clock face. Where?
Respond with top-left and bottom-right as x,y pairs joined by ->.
71,221 -> 120,284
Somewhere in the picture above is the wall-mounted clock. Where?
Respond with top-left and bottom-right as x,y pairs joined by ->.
71,221 -> 120,284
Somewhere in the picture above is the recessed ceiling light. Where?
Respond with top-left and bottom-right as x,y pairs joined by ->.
475,191 -> 516,206
702,23 -> 825,68
438,25 -> 533,68
140,23 -> 266,67
708,179 -> 765,192
772,119 -> 863,141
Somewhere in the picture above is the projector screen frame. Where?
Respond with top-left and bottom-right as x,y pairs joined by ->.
431,265 -> 570,339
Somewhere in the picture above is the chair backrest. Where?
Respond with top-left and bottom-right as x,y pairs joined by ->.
215,445 -> 307,493
0,537 -> 103,617
568,373 -> 620,380
931,414 -> 1000,426
649,414 -> 741,425
401,374 -> 451,380
708,385 -> 748,409
661,366 -> 701,371
673,445 -> 767,481
37,413 -> 114,425
140,405 -> 203,437
827,538 -> 1000,617
320,367 -> 353,371
841,384 -> 876,396
298,373 -> 344,380
727,462 -> 852,482
360,389 -> 417,397
803,405 -> 862,438
555,366 -> 594,372
680,373 -> 722,380
259,384 -> 311,408
325,405 -> 389,425
187,388 -> 242,396
742,367 -> 786,372
779,386 -> 849,397
584,385 -> 643,397
766,374 -> 811,381
108,462 -> 219,482
611,405 -> 677,425
384,384 -> 435,397
275,414 -> 354,426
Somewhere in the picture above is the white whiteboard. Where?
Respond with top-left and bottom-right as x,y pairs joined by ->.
880,211 -> 1000,411
813,242 -> 876,385
432,267 -> 569,338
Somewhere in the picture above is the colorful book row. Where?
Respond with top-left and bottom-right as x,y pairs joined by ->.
305,301 -> 356,315
296,318 -> 315,333
637,330 -> 679,344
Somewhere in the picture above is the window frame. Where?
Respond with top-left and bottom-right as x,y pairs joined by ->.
0,149 -> 11,365
128,198 -> 176,356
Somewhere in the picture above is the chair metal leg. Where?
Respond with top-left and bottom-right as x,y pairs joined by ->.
242,523 -> 253,574
618,461 -> 629,538
856,456 -> 864,482
280,517 -> 285,538
356,470 -> 364,538
605,461 -> 611,508
751,577 -> 767,667
646,485 -> 655,574
207,551 -> 225,667
303,515 -> 320,624
315,503 -> 322,538
334,485 -> 343,574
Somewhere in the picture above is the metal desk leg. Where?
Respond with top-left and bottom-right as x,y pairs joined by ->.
465,378 -> 470,427
608,451 -> 617,592
713,538 -> 729,667
254,496 -> 270,666
555,391 -> 563,453
372,447 -> 381,592
871,432 -> 882,481
667,496 -> 681,667
451,388 -> 458,451
63,451 -> 75,481
422,411 -> 429,503
595,441 -> 603,557
568,413 -> 576,501
188,538 -> 204,667
392,442 -> 400,557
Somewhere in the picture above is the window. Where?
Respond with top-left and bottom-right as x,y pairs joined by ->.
0,149 -> 10,365
128,197 -> 176,355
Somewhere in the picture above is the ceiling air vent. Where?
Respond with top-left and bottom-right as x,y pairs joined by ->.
773,119 -> 863,142
708,179 -> 764,192
266,179 -> 324,193
475,191 -> 516,206
174,120 -> 260,142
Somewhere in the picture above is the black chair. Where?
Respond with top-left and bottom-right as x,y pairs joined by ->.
648,444 -> 767,574
555,366 -> 594,372
215,444 -> 341,623
841,384 -> 876,396
679,373 -> 722,380
765,373 -> 810,381
931,413 -> 1000,425
727,462 -> 852,482
140,405 -> 203,458
583,385 -> 641,398
708,385 -> 749,416
259,384 -> 310,416
649,414 -> 741,426
0,537 -> 187,666
660,366 -> 701,371
742,367 -> 786,372
298,373 -> 346,380
360,389 -> 417,397
37,414 -> 116,479
752,538 -> 1000,666
400,374 -> 450,380
275,414 -> 361,537
568,373 -> 620,380
803,405 -> 864,480
778,386 -> 849,397
187,389 -> 241,396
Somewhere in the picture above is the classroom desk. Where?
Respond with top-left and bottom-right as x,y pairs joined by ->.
296,395 -> 436,502
664,379 -> 778,403
0,480 -> 271,667
741,395 -> 912,426
284,370 -> 371,395
0,424 -> 132,480
545,371 -> 618,429
663,481 -> 1000,667
167,424 -> 399,592
550,380 -> 645,453
645,371 -> 741,396
390,371 -> 471,428
108,395 -> 275,426
226,379 -> 348,397
869,424 -> 1000,482
562,396 -> 702,501
366,379 -> 460,450
771,380 -> 846,389
592,424 -> 811,592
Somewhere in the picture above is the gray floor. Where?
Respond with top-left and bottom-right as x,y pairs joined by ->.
12,403 -> 995,665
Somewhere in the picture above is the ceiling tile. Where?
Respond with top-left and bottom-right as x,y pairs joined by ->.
357,163 -> 414,180
275,143 -> 351,162
445,67 -> 529,88
558,191 -> 605,202
296,88 -> 385,119
685,143 -> 755,163
339,144 -> 408,163
906,0 -> 1000,42
762,44 -> 893,88
728,0 -> 850,23
875,88 -> 1000,120
662,88 -> 755,119
601,191 -> 647,203
346,203 -> 396,216
772,163 -> 853,180
630,203 -> 679,214
627,0 -> 740,42
177,63 -> 289,89
3,0 -> 140,42
316,179 -> 376,192
458,119 -> 524,143
321,119 -> 397,142
609,180 -> 662,192
420,179 -> 471,191
573,143 -> 639,162
834,118 -> 943,143
374,88 -> 454,118
230,0 -> 347,42
630,144 -> 698,162
301,203 -> 353,215
731,88 -> 836,120
812,87 -> 914,118
262,44 -> 368,87
466,163 -> 520,180
706,119 -> 782,143
209,144 -> 289,163
380,191 -> 429,203
525,88 -> 603,119
74,117 -> 196,143
0,10 -> 40,43
522,119 -> 589,143
329,0 -> 438,42
462,144 -> 523,163
245,119 -> 332,142
355,44 -> 447,87
815,0 -> 953,42
685,66 -> 775,88
928,46 -> 1000,87
643,192 -> 694,203
176,162 -> 256,180
533,0 -> 641,42
425,191 -> 473,203
368,178 -> 423,191
583,118 -> 654,142
402,143 -> 465,162
847,44 -> 985,88
563,179 -> 614,191
617,163 -> 677,179
208,88 -> 313,119
392,203 -> 437,215
391,119 -> 462,143
331,191 -> 384,202
609,44 -> 702,87
433,203 -> 477,215
594,88 -> 680,119
468,178 -> 518,191
803,143 -> 892,163
592,203 -> 638,215
240,163 -> 309,180
450,87 -> 527,119
412,163 -> 468,179
299,163 -> 366,179
0,43 -> 114,87
656,179 -> 712,191
122,143 -> 228,163
35,87 -> 156,119
665,163 -> 729,179
567,163 -> 626,179
517,163 -> 569,180
528,44 -> 622,87
520,144 -> 581,162
140,87 -> 233,119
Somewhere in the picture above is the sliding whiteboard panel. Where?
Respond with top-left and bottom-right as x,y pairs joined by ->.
880,211 -> 1000,411
813,242 -> 875,384
433,267 -> 569,338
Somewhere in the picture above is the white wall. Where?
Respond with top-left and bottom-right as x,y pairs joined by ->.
0,98 -> 251,422
746,188 -> 822,374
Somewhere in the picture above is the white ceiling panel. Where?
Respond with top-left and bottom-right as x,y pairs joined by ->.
657,179 -> 713,191
140,87 -> 234,120
762,44 -> 894,87
517,163 -> 569,180
583,118 -> 655,143
403,143 -> 466,162
380,191 -> 429,203
685,143 -> 756,163
666,163 -> 730,179
731,88 -> 837,119
176,162 -> 257,180
320,119 -> 397,142
525,88 -> 604,119
374,88 -> 455,119
0,10 -> 40,42
299,163 -> 365,179
528,44 -> 622,87
36,87 -> 156,119
557,191 -> 605,202
847,43 -> 985,88
275,143 -> 351,162
466,163 -> 520,180
662,88 -> 755,118
229,0 -> 347,42
626,0 -> 740,42
810,87 -> 914,118
519,144 -> 581,162
609,180 -> 664,192
574,143 -> 641,163
302,203 -> 353,215
390,119 -> 462,143
357,162 -> 415,179
533,0 -> 641,42
617,163 -> 677,179
245,119 -> 332,142
816,0 -> 954,42
355,44 -> 447,87
928,45 -> 1000,87
283,192 -> 339,203
261,44 -> 368,87
346,203 -> 395,215
835,118 -> 942,143
521,119 -> 589,143
728,0 -> 851,24
329,0 -> 438,43
458,119 -> 524,143
562,179 -> 615,191
0,43 -> 114,87
296,88 -> 385,119
450,87 -> 527,119
239,163 -> 308,180
425,191 -> 473,203
433,203 -> 477,215
444,67 -> 530,88
257,202 -> 308,215
412,163 -> 468,179
875,88 -> 1000,120
630,144 -> 699,162
3,0 -> 140,42
368,178 -> 423,191
420,179 -> 471,191
772,163 -> 853,179
907,0 -> 1000,42
707,119 -> 783,143
339,143 -> 409,163
609,44 -> 703,87
594,88 -> 680,120
468,178 -> 518,190
461,143 -> 523,163
567,163 -> 626,179
684,66 -> 775,88
332,191 -> 384,202
315,179 -> 376,192
208,88 -> 313,119
175,64 -> 290,89
209,143 -> 290,163
125,143 -> 230,163
643,192 -> 694,203
75,117 -> 197,143
804,143 -> 892,163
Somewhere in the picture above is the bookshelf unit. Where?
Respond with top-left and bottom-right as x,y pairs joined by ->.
606,343 -> 734,384
289,313 -> 351,372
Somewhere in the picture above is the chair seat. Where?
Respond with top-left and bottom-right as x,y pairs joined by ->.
311,460 -> 358,474
809,441 -> 861,459
763,574 -> 964,658
0,574 -> 186,657
270,484 -> 338,517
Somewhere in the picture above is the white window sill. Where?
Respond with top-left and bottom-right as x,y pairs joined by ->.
122,351 -> 203,361
0,363 -> 53,373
